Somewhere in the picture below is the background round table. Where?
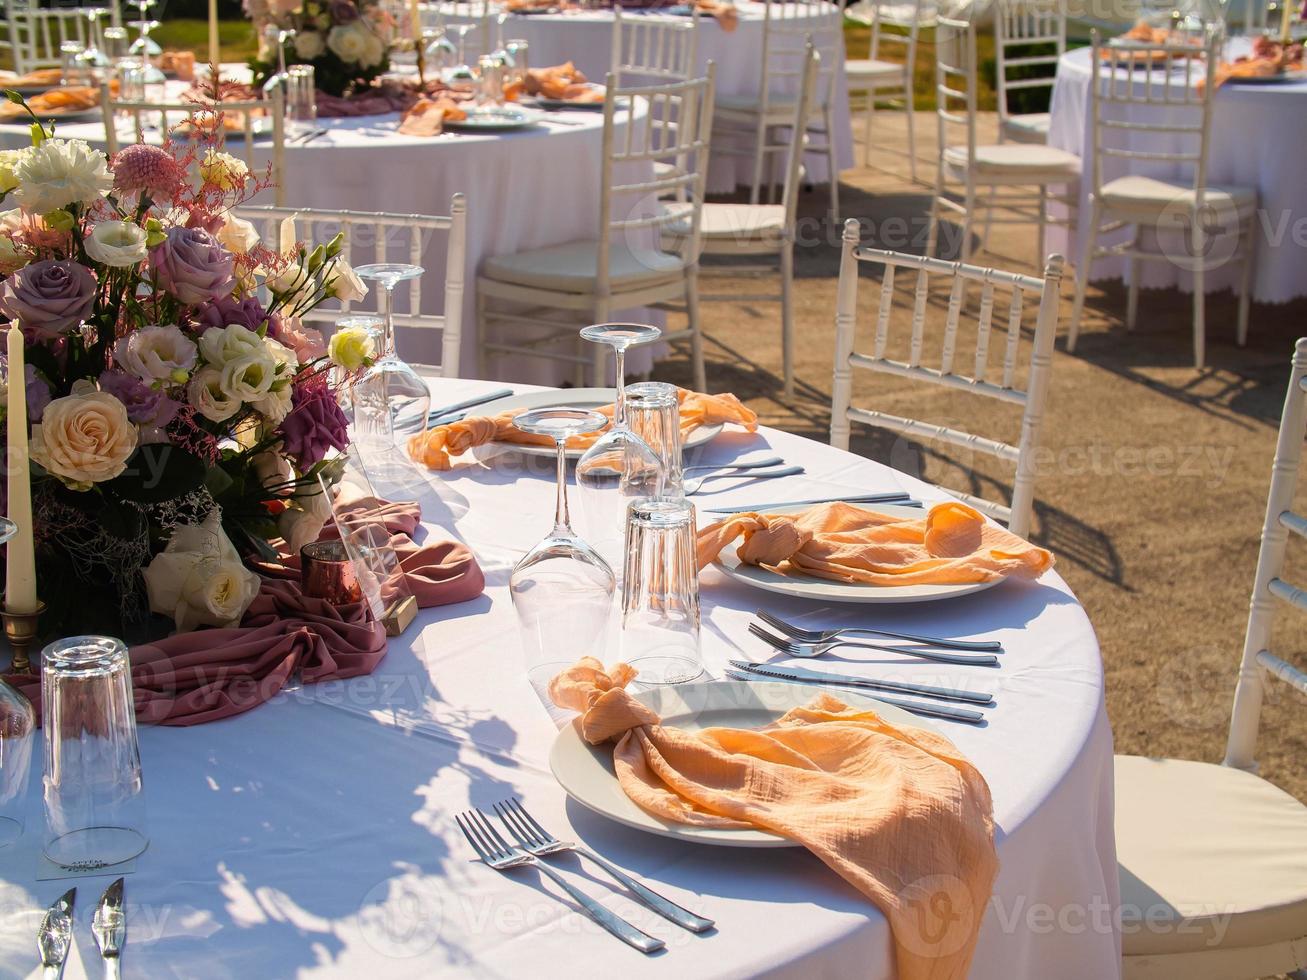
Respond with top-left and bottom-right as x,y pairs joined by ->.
1047,42 -> 1307,303
435,0 -> 856,193
0,377 -> 1119,979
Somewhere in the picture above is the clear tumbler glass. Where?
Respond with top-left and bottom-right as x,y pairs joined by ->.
625,381 -> 683,500
42,636 -> 148,870
621,498 -> 703,686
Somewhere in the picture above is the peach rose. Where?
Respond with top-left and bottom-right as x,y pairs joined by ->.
30,391 -> 138,488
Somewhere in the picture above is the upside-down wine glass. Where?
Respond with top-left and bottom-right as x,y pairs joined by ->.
510,409 -> 616,721
446,23 -> 478,86
574,323 -> 664,574
351,263 -> 431,460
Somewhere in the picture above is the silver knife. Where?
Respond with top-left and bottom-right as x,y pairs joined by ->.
426,388 -> 515,424
728,660 -> 994,705
723,670 -> 987,725
37,887 -> 75,980
91,878 -> 126,980
701,492 -> 919,513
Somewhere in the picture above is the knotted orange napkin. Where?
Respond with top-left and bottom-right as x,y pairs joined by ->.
696,0 -> 739,32
698,500 -> 1053,585
407,389 -> 757,470
525,61 -> 596,101
398,95 -> 468,136
550,657 -> 998,980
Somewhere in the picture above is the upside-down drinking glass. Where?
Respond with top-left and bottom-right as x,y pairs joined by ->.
352,263 -> 430,457
42,636 -> 148,869
510,408 -> 615,720
575,324 -> 664,573
625,381 -> 684,499
621,498 -> 703,686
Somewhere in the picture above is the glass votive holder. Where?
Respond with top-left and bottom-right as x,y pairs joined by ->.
300,538 -> 363,605
621,498 -> 703,686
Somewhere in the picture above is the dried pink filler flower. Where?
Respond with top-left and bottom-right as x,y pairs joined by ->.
111,144 -> 185,199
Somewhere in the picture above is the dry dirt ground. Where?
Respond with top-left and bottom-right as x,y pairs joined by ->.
649,110 -> 1307,804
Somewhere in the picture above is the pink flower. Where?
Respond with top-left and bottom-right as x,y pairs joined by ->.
272,315 -> 326,364
111,144 -> 185,199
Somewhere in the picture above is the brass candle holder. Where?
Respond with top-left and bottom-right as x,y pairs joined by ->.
3,600 -> 45,673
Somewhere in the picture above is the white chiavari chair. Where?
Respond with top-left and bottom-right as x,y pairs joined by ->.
1114,338 -> 1307,980
830,219 -> 1064,539
611,5 -> 700,85
712,0 -> 842,221
663,43 -> 817,399
234,196 -> 468,377
1068,28 -> 1257,369
0,2 -> 117,75
477,67 -> 716,391
994,0 -> 1066,145
925,12 -> 1079,266
100,83 -> 287,207
844,0 -> 924,181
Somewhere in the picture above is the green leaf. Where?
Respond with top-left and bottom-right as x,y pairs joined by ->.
104,445 -> 206,504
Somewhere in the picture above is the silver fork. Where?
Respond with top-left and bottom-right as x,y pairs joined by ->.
684,465 -> 804,496
751,618 -> 998,667
493,798 -> 714,933
755,609 -> 1003,653
455,809 -> 664,953
682,455 -> 784,474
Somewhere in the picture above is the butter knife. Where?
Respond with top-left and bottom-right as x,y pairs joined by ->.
91,878 -> 126,980
728,660 -> 994,705
37,887 -> 75,980
723,670 -> 986,725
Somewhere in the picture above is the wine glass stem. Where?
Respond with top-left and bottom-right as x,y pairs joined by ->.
612,345 -> 627,429
553,436 -> 571,535
380,283 -> 397,357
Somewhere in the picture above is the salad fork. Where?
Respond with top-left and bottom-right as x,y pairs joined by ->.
755,609 -> 1003,653
455,809 -> 664,953
493,798 -> 714,933
750,624 -> 999,667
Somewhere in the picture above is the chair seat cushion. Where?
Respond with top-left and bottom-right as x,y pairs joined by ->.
481,240 -> 685,293
1115,755 -> 1307,957
1001,112 -> 1050,142
942,142 -> 1080,178
845,57 -> 907,82
679,202 -> 787,241
1099,174 -> 1258,218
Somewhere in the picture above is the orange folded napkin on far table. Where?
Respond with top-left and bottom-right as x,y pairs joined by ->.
525,61 -> 595,101
550,657 -> 998,980
695,0 -> 739,32
407,388 -> 757,470
697,500 -> 1054,585
398,95 -> 468,136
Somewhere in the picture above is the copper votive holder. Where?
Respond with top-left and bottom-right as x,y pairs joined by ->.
300,540 -> 363,605
3,600 -> 45,673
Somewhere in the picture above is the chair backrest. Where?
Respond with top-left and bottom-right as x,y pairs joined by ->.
1087,27 -> 1221,202
757,0 -> 841,114
1224,338 -> 1307,770
0,3 -> 116,74
865,0 -> 924,69
934,12 -> 979,166
597,65 -> 715,288
830,219 -> 1064,538
100,84 -> 287,206
994,0 -> 1065,128
779,43 -> 820,230
233,196 -> 468,378
611,6 -> 700,85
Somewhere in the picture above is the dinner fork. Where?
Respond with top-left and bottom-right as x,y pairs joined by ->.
755,609 -> 1004,653
493,798 -> 714,933
749,624 -> 999,667
455,809 -> 665,953
723,670 -> 986,725
681,455 -> 784,474
684,465 -> 804,496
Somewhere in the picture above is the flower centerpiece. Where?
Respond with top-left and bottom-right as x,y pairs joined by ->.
246,0 -> 395,97
0,100 -> 379,638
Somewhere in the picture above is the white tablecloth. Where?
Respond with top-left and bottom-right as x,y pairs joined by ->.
0,378 -> 1120,979
1047,43 -> 1307,303
437,1 -> 856,193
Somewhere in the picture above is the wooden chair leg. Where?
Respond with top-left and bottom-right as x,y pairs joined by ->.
1068,200 -> 1101,353
686,272 -> 706,393
861,87 -> 874,167
1126,257 -> 1141,332
780,244 -> 795,399
1236,224 -> 1254,347
749,115 -> 766,207
904,97 -> 918,185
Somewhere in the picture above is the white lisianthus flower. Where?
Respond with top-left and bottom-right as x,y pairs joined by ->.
256,382 -> 293,423
266,262 -> 313,306
294,30 -> 325,60
0,149 -> 24,194
252,448 -> 293,488
327,260 -> 368,304
327,325 -> 376,371
142,510 -> 261,632
277,486 -> 335,554
84,220 -> 150,268
198,149 -> 249,192
220,350 -> 278,403
12,139 -> 113,215
328,21 -> 385,68
216,214 -> 260,255
30,391 -> 138,488
188,365 -> 241,422
198,323 -> 265,369
114,324 -> 198,384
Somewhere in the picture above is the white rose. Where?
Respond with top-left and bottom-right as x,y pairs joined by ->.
199,323 -> 265,368
12,139 -> 113,215
216,214 -> 260,255
327,259 -> 368,304
142,510 -> 261,632
293,30 -> 325,60
114,324 -> 198,384
198,150 -> 249,192
328,21 -> 384,67
84,220 -> 149,268
29,391 -> 138,488
252,449 -> 292,489
188,366 -> 241,422
255,384 -> 293,423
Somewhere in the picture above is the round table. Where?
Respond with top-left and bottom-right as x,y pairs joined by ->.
0,83 -> 659,386
0,378 -> 1119,979
1047,42 -> 1307,303
435,0 -> 856,193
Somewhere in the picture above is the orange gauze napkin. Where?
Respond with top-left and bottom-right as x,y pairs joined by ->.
407,389 -> 757,471
398,96 -> 467,136
549,657 -> 999,980
696,0 -> 739,32
698,500 -> 1053,585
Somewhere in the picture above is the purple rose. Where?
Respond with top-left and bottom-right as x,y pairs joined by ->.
150,226 -> 235,307
280,383 -> 349,467
194,295 -> 270,335
330,0 -> 359,21
0,260 -> 98,339
98,369 -> 180,430
25,364 -> 51,422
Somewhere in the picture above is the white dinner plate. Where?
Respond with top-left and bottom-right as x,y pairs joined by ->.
444,105 -> 545,130
1224,68 -> 1307,84
712,502 -> 1004,604
549,679 -> 938,847
472,387 -> 723,459
29,107 -> 102,125
535,84 -> 609,110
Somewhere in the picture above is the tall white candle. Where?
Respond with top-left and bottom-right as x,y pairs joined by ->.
5,324 -> 36,614
208,0 -> 221,70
